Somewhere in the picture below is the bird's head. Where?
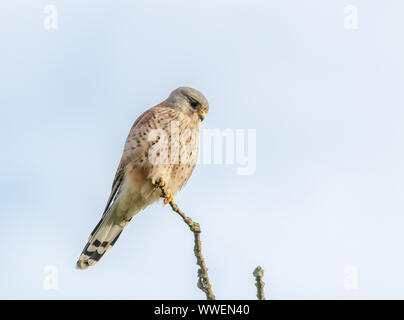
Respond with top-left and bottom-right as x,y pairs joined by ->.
167,87 -> 209,121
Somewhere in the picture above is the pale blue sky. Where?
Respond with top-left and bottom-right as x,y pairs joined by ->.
0,0 -> 404,299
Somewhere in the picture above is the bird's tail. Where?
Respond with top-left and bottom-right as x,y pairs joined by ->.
76,207 -> 131,270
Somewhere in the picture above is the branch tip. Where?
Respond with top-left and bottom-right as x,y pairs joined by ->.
253,266 -> 266,300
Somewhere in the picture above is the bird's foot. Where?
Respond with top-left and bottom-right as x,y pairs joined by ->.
163,189 -> 174,205
152,177 -> 166,187
152,177 -> 174,205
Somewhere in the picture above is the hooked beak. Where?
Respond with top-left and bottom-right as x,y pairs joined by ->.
198,109 -> 206,121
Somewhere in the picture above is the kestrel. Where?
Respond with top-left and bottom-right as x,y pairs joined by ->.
76,87 -> 209,269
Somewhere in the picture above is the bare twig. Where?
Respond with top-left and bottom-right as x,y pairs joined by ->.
253,266 -> 265,300
155,181 -> 216,300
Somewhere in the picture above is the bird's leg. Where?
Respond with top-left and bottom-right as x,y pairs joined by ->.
152,177 -> 174,205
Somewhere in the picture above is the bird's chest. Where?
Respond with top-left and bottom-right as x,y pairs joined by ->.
166,116 -> 199,193
136,111 -> 200,194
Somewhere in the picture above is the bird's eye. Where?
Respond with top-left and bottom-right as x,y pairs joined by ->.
190,100 -> 199,109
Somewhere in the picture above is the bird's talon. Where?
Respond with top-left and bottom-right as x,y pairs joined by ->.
158,178 -> 166,187
163,190 -> 174,205
152,177 -> 166,187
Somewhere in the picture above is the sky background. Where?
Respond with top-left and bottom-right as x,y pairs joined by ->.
1,0 -> 404,299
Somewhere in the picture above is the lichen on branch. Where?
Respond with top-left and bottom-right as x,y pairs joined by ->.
253,266 -> 265,300
154,180 -> 215,300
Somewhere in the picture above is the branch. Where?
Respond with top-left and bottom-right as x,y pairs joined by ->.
154,180 -> 216,300
253,266 -> 265,300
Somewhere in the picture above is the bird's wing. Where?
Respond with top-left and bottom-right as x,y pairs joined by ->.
101,169 -> 124,218
101,103 -> 170,217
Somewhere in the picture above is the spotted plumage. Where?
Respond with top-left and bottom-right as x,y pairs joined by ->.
76,87 -> 209,269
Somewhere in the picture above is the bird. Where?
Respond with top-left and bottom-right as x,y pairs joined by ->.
76,87 -> 209,269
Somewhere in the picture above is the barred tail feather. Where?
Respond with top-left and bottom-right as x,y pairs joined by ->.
76,210 -> 131,270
